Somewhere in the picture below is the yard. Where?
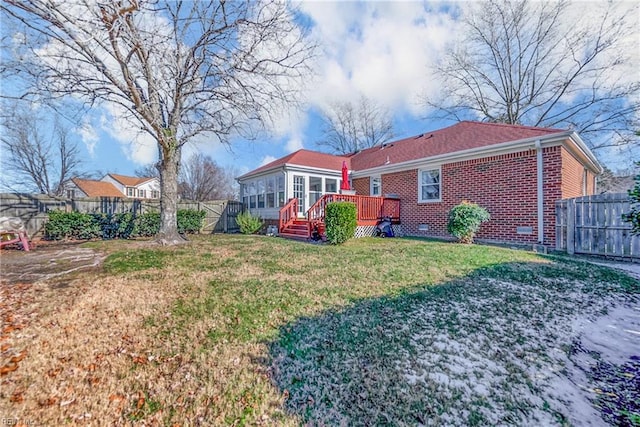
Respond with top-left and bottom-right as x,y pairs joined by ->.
1,235 -> 638,426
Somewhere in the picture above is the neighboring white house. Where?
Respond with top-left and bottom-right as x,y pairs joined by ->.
237,150 -> 350,219
65,174 -> 161,199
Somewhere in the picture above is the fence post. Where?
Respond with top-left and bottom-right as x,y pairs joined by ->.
223,201 -> 228,233
567,198 -> 575,255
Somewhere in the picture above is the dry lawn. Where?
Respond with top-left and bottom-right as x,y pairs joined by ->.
0,235 -> 638,426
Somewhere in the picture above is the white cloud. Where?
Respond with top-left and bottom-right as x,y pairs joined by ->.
260,155 -> 277,166
285,135 -> 304,152
99,104 -> 157,166
300,1 -> 458,118
76,120 -> 99,157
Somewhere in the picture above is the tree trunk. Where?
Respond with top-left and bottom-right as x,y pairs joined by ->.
156,143 -> 187,245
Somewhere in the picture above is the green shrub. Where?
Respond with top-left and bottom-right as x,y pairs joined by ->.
44,210 -> 102,240
136,212 -> 161,237
623,162 -> 640,236
236,211 -> 264,234
325,202 -> 357,245
447,201 -> 490,244
177,209 -> 206,234
115,212 -> 138,239
44,209 -> 206,240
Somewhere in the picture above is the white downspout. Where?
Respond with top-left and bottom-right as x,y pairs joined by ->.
536,140 -> 544,244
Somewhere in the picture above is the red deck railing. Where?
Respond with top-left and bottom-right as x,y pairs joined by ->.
306,194 -> 400,224
278,198 -> 299,232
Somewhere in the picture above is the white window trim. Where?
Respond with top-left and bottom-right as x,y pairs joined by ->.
370,175 -> 382,196
418,167 -> 442,203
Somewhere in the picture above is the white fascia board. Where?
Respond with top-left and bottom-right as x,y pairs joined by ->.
237,166 -> 286,182
351,131 -> 602,177
565,133 -> 603,174
238,163 -> 341,182
281,164 -> 343,176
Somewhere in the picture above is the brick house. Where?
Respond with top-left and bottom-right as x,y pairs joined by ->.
238,121 -> 602,246
65,174 -> 161,199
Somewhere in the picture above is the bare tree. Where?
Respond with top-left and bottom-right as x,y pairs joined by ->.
134,163 -> 159,179
1,0 -> 314,244
425,0 -> 639,154
1,103 -> 83,196
178,153 -> 236,201
318,96 -> 394,154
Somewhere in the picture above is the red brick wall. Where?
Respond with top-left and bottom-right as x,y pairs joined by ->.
353,177 -> 370,196
542,146 -> 562,246
387,147 -> 570,246
560,147 -> 596,198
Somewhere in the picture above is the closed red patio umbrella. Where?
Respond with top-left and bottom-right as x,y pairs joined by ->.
340,161 -> 350,190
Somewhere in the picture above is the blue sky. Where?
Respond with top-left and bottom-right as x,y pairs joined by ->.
4,1 -> 639,184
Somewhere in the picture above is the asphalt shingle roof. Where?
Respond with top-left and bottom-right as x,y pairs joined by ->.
238,121 -> 569,178
72,178 -> 124,197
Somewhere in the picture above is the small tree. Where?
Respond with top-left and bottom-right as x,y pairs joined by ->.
236,211 -> 264,235
623,162 -> 640,236
447,201 -> 490,244
325,202 -> 357,245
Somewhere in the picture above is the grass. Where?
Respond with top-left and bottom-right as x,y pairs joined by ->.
0,234 -> 638,425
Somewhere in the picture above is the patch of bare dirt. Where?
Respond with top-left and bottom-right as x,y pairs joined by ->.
0,241 -> 106,285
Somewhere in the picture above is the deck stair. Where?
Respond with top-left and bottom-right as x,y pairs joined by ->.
279,219 -> 310,240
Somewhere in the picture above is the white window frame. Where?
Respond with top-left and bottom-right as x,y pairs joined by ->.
325,178 -> 337,194
126,187 -> 135,197
370,176 -> 381,196
418,167 -> 441,203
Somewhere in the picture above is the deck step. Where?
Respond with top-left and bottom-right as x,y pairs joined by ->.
278,231 -> 309,241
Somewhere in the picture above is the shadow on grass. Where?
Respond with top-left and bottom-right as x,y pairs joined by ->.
268,260 -> 639,426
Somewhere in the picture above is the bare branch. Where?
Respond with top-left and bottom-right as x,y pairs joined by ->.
424,0 -> 639,156
317,95 -> 394,155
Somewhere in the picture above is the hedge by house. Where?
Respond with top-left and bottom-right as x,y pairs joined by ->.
325,201 -> 357,245
44,209 -> 206,240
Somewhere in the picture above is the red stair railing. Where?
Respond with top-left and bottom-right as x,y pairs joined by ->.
278,198 -> 298,233
306,194 -> 400,223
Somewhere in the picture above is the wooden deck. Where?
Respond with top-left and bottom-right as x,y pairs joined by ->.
278,194 -> 400,240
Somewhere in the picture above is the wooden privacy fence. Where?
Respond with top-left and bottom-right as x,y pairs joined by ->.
556,193 -> 639,260
0,193 -> 243,237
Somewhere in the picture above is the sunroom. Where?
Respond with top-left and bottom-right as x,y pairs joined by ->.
237,149 -> 350,220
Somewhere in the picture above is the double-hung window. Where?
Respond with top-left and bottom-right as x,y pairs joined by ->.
371,176 -> 381,196
266,177 -> 275,208
257,179 -> 265,208
418,168 -> 441,202
276,175 -> 285,207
